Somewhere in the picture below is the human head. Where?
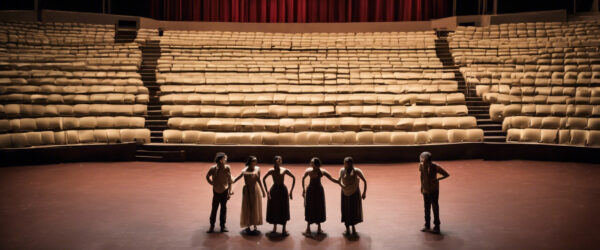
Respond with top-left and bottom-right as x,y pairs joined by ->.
273,155 -> 282,166
246,156 -> 258,167
310,157 -> 321,168
420,151 -> 432,164
343,156 -> 354,169
214,152 -> 227,164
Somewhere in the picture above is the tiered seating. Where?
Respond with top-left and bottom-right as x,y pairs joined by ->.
135,28 -> 159,44
0,21 -> 150,148
449,20 -> 600,147
160,31 -> 483,145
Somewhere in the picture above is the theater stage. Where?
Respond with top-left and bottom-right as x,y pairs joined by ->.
0,160 -> 598,249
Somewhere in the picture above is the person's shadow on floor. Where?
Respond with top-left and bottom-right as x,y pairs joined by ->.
343,232 -> 360,241
191,228 -> 230,248
302,232 -> 327,242
422,231 -> 445,242
266,231 -> 288,242
240,229 -> 262,241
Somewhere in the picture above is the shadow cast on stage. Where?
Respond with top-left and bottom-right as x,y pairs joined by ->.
192,228 -> 230,249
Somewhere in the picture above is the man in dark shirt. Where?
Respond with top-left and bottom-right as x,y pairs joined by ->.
419,151 -> 449,234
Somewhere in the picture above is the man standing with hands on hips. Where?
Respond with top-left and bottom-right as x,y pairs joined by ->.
419,152 -> 449,234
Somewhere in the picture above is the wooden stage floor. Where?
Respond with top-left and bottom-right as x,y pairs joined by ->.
0,160 -> 598,249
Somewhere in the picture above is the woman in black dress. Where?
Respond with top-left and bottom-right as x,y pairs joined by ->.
338,156 -> 367,236
262,155 -> 295,236
301,157 -> 340,236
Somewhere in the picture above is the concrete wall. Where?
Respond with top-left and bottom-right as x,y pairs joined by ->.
490,9 -> 566,24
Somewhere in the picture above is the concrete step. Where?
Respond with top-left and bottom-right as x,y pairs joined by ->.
468,110 -> 489,115
134,155 -> 164,161
485,130 -> 507,136
147,125 -> 167,130
150,136 -> 164,143
479,124 -> 502,130
476,118 -> 497,125
146,119 -> 168,124
484,136 -> 506,142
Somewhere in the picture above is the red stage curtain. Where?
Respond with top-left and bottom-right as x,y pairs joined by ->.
150,0 -> 451,22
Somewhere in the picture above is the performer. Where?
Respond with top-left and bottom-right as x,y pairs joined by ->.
205,152 -> 232,233
419,152 -> 449,234
262,156 -> 295,236
301,157 -> 340,236
338,157 -> 367,236
233,156 -> 266,234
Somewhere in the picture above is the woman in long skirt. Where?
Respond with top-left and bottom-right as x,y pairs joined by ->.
262,155 -> 295,236
233,156 -> 266,234
338,156 -> 367,236
302,157 -> 340,236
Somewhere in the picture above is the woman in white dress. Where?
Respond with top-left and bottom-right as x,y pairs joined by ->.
233,156 -> 266,233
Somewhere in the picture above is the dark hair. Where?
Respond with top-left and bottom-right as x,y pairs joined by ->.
344,156 -> 354,167
246,156 -> 258,167
214,152 -> 226,163
273,155 -> 282,164
420,151 -> 432,163
311,157 -> 321,168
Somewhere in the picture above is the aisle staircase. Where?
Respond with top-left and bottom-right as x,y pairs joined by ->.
435,31 -> 506,143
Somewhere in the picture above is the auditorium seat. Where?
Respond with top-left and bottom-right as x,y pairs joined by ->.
0,21 -> 149,148
162,129 -> 484,145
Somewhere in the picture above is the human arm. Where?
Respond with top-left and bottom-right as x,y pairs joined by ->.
285,169 -> 296,200
436,164 -> 450,181
227,167 -> 233,198
258,168 -> 266,198
230,169 -> 245,195
206,167 -> 214,186
358,169 -> 367,200
323,170 -> 339,184
301,171 -> 308,198
233,168 -> 245,183
338,168 -> 346,188
262,169 -> 272,199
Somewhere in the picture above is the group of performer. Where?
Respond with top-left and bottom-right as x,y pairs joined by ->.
205,151 -> 449,237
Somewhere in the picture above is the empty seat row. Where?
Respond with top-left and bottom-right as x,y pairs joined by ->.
0,85 -> 149,94
475,86 -> 600,98
0,77 -> 143,86
0,116 -> 145,132
158,62 -> 445,71
162,129 -> 484,145
0,104 -> 148,117
156,72 -> 455,81
167,117 -> 477,132
159,93 -> 465,105
159,83 -> 458,94
0,129 -> 150,148
489,104 -> 600,122
482,93 -> 600,105
467,72 -> 600,85
506,128 -> 600,147
0,93 -> 149,104
157,76 -> 455,86
502,116 -> 600,131
162,105 -> 469,118
0,70 -> 141,79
